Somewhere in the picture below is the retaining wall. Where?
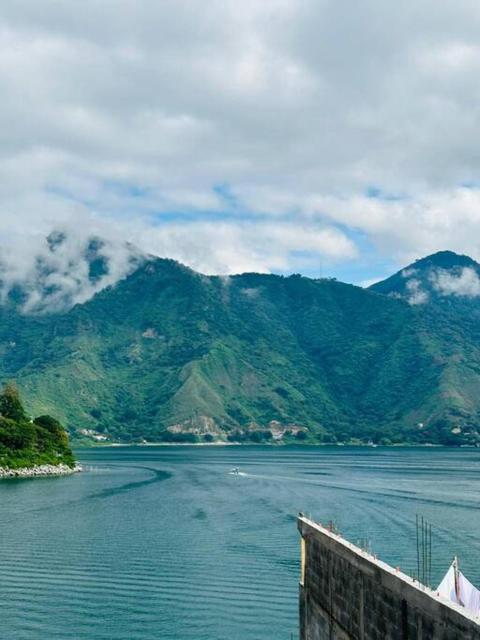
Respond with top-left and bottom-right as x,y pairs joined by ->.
298,515 -> 480,640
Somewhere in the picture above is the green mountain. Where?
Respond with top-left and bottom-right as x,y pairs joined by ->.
1,249 -> 480,446
370,250 -> 480,303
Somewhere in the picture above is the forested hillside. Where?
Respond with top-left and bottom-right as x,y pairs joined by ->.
1,250 -> 480,446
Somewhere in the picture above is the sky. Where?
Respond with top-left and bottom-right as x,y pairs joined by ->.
2,0 -> 480,296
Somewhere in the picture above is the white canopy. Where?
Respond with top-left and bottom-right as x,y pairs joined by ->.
437,558 -> 480,617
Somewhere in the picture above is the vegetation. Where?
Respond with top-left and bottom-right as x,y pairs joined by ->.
1,250 -> 480,447
0,383 -> 75,469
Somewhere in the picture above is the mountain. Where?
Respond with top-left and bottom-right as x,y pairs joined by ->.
368,250 -> 480,444
369,250 -> 480,304
1,249 -> 480,446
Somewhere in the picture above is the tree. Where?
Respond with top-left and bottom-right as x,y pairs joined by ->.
0,383 -> 27,422
34,415 -> 69,447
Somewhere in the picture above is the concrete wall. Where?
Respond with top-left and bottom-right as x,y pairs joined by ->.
298,516 -> 480,640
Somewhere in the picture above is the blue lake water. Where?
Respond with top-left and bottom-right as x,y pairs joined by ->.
1,445 -> 480,639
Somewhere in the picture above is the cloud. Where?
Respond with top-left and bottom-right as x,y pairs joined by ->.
0,208 -> 355,311
1,1 -> 480,290
431,267 -> 480,298
301,188 -> 480,266
0,225 -> 142,313
141,221 -> 356,275
406,278 -> 429,305
359,277 -> 382,288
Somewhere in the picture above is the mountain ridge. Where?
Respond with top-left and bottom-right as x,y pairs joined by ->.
1,248 -> 480,446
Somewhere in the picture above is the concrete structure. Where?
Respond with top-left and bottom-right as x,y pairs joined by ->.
298,515 -> 480,640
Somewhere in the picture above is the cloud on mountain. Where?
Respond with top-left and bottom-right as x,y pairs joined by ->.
405,278 -> 430,305
0,224 -> 142,313
2,0 -> 480,287
0,211 -> 357,311
431,267 -> 480,298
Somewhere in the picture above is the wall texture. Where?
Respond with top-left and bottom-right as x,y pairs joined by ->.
298,516 -> 480,640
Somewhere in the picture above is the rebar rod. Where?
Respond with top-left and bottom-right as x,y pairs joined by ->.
416,514 -> 420,581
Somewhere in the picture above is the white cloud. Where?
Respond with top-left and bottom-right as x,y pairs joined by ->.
431,267 -> 480,298
1,1 -> 480,292
359,277 -> 382,288
0,223 -> 142,313
0,207 -> 355,311
300,188 -> 480,266
135,221 -> 356,275
406,278 -> 429,305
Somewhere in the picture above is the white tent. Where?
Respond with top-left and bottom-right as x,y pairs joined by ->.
437,557 -> 480,617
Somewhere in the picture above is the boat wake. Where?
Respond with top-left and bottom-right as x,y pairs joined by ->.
229,468 -> 247,476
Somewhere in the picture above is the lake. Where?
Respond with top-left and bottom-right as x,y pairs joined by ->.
1,445 -> 479,639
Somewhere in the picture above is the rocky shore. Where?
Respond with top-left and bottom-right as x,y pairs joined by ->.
0,463 -> 82,479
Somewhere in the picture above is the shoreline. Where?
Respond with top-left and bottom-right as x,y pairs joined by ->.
0,463 -> 83,480
73,441 -> 450,449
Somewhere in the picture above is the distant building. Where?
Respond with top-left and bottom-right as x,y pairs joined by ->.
78,428 -> 108,441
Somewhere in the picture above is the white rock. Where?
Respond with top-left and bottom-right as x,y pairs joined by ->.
0,463 -> 83,480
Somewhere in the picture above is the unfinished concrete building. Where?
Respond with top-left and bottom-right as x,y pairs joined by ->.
298,515 -> 480,640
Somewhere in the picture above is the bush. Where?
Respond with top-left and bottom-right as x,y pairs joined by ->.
249,430 -> 273,443
160,431 -> 199,443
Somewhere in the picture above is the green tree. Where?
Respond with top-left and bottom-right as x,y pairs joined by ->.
34,415 -> 68,442
0,383 -> 27,422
